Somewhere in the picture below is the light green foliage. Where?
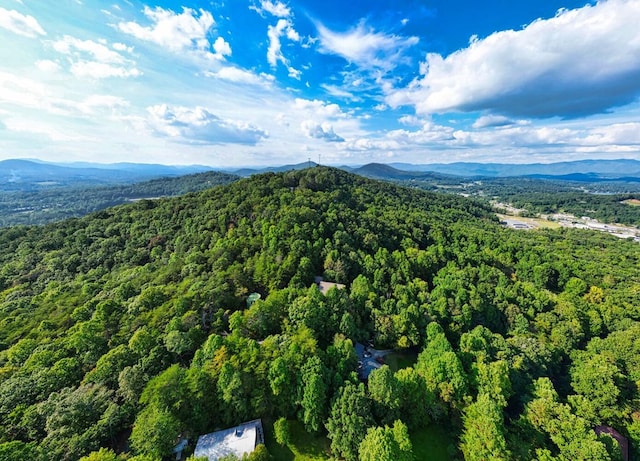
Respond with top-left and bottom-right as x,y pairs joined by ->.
460,393 -> 510,461
359,420 -> 414,461
569,352 -> 624,422
273,417 -> 291,446
78,447 -> 119,461
326,382 -> 374,461
0,441 -> 42,461
475,359 -> 512,408
416,323 -> 468,408
130,405 -> 181,459
246,444 -> 270,461
525,378 -> 615,461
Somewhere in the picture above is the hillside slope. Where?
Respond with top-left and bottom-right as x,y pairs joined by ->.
0,170 -> 239,227
0,167 -> 638,461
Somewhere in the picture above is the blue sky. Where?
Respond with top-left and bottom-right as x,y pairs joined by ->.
1,0 -> 640,166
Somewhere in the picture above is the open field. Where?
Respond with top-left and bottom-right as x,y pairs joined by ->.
265,420 -> 331,461
623,198 -> 640,206
496,213 -> 562,229
385,349 -> 419,372
264,416 -> 456,461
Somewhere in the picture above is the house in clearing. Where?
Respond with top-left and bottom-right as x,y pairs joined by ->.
194,419 -> 264,461
315,276 -> 345,295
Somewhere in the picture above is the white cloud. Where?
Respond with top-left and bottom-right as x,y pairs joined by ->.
78,95 -> 129,114
388,0 -> 640,118
320,84 -> 358,100
0,8 -> 46,38
582,122 -> 640,146
472,115 -> 515,129
70,61 -> 142,79
4,119 -> 90,142
112,42 -> 133,53
53,35 -> 125,63
251,1 -> 292,18
293,98 -> 345,118
147,104 -> 267,145
51,35 -> 141,79
316,20 -> 418,71
301,120 -> 344,142
35,60 -> 61,73
117,6 -> 215,53
205,67 -> 274,87
213,37 -> 232,58
0,71 -> 70,115
386,121 -> 456,145
266,18 -> 301,78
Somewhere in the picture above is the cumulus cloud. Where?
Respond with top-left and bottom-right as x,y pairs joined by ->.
472,115 -> 515,129
388,0 -> 640,118
147,104 -> 267,145
250,1 -> 292,18
0,8 -> 46,38
117,6 -> 230,59
301,120 -> 344,142
293,98 -> 345,118
213,37 -> 232,58
316,20 -> 418,71
204,67 -> 274,86
582,122 -> 640,146
51,35 -> 141,79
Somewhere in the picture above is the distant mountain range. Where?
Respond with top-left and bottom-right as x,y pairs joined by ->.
229,159 -> 640,180
2,158 -> 640,192
0,159 -> 213,191
387,159 -> 640,178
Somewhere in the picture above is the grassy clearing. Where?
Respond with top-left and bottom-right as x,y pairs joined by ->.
496,213 -> 562,229
385,349 -> 418,372
411,424 -> 457,461
623,199 -> 640,207
264,420 -> 331,461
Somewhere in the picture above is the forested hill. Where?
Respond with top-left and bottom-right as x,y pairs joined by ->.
0,167 -> 639,461
0,170 -> 238,227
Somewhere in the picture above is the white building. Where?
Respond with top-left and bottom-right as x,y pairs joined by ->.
194,419 -> 264,461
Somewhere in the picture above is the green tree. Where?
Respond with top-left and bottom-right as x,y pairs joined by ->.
300,356 -> 328,433
368,365 -> 401,425
326,382 -> 374,461
460,393 -> 510,461
273,417 -> 291,446
416,323 -> 468,410
78,447 -> 119,461
358,420 -> 414,461
130,405 -> 181,459
0,441 -> 42,461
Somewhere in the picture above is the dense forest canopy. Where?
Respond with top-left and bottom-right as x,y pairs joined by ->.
0,167 -> 638,461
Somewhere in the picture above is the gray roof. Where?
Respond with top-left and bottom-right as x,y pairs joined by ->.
194,419 -> 264,461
